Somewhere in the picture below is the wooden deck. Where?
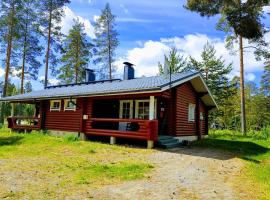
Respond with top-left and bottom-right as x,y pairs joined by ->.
7,117 -> 41,131
86,118 -> 159,141
7,116 -> 158,142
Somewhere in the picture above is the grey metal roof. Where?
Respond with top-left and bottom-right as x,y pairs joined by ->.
0,71 -> 202,102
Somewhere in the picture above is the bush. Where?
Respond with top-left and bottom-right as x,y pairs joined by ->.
64,134 -> 79,142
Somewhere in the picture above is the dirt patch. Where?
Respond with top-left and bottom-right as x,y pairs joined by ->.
0,147 -> 255,200
88,147 -> 253,200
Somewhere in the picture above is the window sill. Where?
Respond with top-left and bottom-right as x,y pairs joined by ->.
64,109 -> 76,111
50,109 -> 61,112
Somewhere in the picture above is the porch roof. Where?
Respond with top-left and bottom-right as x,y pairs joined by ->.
0,71 -> 218,108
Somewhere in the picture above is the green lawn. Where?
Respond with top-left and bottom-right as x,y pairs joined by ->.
0,128 -> 153,199
194,130 -> 270,200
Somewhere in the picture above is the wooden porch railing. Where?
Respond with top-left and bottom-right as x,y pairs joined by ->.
7,116 -> 41,131
86,118 -> 158,141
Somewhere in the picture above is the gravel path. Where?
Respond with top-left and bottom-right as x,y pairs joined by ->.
89,147 -> 251,200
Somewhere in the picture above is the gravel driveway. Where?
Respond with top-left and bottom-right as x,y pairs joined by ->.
89,147 -> 253,200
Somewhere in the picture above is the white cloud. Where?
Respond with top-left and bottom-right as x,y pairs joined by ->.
120,4 -> 129,14
49,78 -> 61,85
116,33 -> 266,81
61,6 -> 95,39
246,73 -> 256,82
0,68 -> 4,77
39,76 -> 60,86
93,15 -> 99,23
116,40 -> 170,77
263,6 -> 270,13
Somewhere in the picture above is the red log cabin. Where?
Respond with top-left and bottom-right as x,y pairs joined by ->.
0,62 -> 217,148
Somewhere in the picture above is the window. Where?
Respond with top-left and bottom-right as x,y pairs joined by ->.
50,100 -> 61,111
64,99 -> 76,111
119,100 -> 133,119
136,100 -> 150,119
135,99 -> 157,120
188,103 -> 196,122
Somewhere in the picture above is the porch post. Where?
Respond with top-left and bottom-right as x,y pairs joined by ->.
148,96 -> 155,149
149,96 -> 155,120
110,136 -> 116,145
11,103 -> 15,117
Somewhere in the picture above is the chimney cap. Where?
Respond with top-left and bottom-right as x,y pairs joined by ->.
123,62 -> 135,67
85,68 -> 94,72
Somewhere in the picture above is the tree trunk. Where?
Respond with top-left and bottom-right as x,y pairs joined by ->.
75,36 -> 79,83
239,35 -> 247,134
107,14 -> 112,80
3,4 -> 15,97
44,1 -> 53,89
21,17 -> 28,94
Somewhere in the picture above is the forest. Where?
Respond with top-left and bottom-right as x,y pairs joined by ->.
0,0 -> 270,135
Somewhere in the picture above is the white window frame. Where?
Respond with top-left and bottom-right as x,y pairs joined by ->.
50,100 -> 61,111
188,103 -> 196,122
135,99 -> 157,120
119,100 -> 133,119
64,99 -> 77,111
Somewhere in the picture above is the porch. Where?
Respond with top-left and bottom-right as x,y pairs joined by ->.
6,94 -> 167,148
7,116 -> 41,132
83,95 -> 162,148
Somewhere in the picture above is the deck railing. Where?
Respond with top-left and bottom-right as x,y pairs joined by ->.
86,118 -> 158,141
7,116 -> 41,131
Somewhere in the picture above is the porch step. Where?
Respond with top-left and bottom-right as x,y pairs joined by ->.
156,136 -> 182,149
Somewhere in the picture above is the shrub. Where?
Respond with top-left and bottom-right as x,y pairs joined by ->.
64,134 -> 79,142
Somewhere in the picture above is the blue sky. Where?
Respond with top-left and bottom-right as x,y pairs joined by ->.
1,0 -> 269,90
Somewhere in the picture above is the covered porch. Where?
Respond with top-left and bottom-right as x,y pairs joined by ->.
83,95 -> 163,148
6,101 -> 42,132
6,93 -> 170,148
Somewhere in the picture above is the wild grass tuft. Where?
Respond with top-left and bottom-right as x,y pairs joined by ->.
64,134 -> 79,142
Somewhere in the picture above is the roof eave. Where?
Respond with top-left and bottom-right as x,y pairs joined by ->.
0,88 -> 162,103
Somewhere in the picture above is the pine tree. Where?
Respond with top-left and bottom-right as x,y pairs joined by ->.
185,0 -> 269,134
158,47 -> 187,75
0,0 -> 23,97
18,0 -> 43,94
189,42 -> 232,96
188,42 -> 234,129
40,0 -> 70,88
58,19 -> 92,84
94,3 -> 119,80
261,64 -> 270,96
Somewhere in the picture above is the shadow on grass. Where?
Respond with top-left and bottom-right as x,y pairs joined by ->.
154,138 -> 270,161
186,138 -> 270,161
195,139 -> 269,155
0,136 -> 23,146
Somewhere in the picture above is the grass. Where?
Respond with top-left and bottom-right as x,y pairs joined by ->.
194,129 -> 270,200
0,127 -> 153,199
